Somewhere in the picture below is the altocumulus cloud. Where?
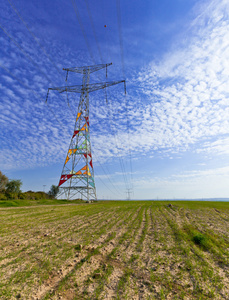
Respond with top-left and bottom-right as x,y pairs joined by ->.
85,0 -> 229,165
1,0 -> 229,178
132,0 -> 229,158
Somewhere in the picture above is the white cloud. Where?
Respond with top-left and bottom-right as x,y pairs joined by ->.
196,137 -> 229,156
134,165 -> 229,199
130,0 -> 229,159
1,0 -> 229,186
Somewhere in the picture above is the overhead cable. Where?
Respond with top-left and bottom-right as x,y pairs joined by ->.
71,0 -> 97,65
93,153 -> 123,197
116,0 -> 125,78
0,63 -> 72,137
1,63 -> 122,198
7,0 -> 66,81
0,23 -> 76,118
84,0 -> 103,64
105,90 -> 131,191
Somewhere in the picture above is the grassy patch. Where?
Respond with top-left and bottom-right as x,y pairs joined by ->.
193,233 -> 209,249
0,198 -> 85,207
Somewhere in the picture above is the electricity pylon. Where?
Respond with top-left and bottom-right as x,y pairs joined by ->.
126,188 -> 132,200
46,63 -> 126,201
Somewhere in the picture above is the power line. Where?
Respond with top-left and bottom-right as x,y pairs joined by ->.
70,0 -> 131,195
71,0 -> 97,65
98,1 -> 132,193
71,0 -> 107,84
116,0 -> 133,192
100,0 -> 112,66
94,170 -> 121,198
105,85 -> 134,194
7,0 -> 86,118
116,0 -> 125,78
0,23 -> 51,84
84,0 -> 103,64
93,153 -> 123,197
0,22 -> 76,118
2,1 -> 130,197
7,0 -> 65,81
0,63 -> 72,137
105,90 -> 131,192
115,1 -> 134,192
1,15 -> 125,198
46,64 -> 126,200
1,63 -> 123,198
125,92 -> 134,190
65,0 -> 129,194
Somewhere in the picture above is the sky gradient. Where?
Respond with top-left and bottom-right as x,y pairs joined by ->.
1,0 -> 229,199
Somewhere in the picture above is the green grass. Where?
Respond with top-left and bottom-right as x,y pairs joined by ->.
0,198 -> 85,207
1,198 -> 229,209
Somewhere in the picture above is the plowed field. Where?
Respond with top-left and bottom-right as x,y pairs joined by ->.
0,201 -> 229,299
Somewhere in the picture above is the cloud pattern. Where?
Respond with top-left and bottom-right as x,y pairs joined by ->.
1,0 -> 229,198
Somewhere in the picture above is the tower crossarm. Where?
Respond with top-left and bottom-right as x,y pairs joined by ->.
63,63 -> 112,74
47,80 -> 126,98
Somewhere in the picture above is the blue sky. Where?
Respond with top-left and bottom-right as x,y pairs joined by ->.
1,0 -> 229,199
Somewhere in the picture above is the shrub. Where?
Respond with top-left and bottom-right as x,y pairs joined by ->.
35,191 -> 48,199
75,244 -> 82,251
5,192 -> 18,200
193,233 -> 209,249
18,193 -> 27,200
0,193 -> 7,200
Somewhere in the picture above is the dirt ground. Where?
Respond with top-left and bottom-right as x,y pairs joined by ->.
0,201 -> 228,299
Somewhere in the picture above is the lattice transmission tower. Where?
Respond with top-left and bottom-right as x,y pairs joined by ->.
46,63 -> 126,200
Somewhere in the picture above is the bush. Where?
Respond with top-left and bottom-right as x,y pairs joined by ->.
0,193 -> 7,200
18,193 -> 27,200
22,191 -> 50,200
193,233 -> 209,249
5,192 -> 18,200
35,191 -> 49,199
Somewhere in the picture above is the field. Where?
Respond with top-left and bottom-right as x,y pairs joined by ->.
0,200 -> 229,300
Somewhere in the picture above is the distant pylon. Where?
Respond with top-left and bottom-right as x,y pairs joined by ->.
126,188 -> 132,200
46,63 -> 126,200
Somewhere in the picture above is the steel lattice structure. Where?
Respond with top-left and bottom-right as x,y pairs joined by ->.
46,63 -> 125,200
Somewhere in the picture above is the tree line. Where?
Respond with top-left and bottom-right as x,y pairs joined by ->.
0,171 -> 59,200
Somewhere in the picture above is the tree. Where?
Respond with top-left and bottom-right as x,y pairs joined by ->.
6,180 -> 22,194
48,185 -> 59,199
0,171 -> 9,192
